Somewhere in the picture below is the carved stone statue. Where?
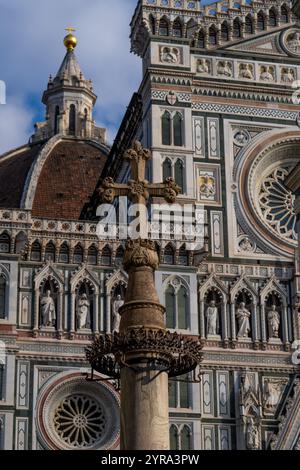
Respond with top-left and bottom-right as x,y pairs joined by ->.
239,63 -> 254,80
263,380 -> 285,411
160,47 -> 179,64
40,290 -> 56,327
205,300 -> 219,335
112,294 -> 124,333
267,305 -> 280,339
217,60 -> 232,77
260,66 -> 274,82
286,32 -> 300,53
246,417 -> 260,450
77,293 -> 90,329
281,67 -> 295,83
236,302 -> 251,338
197,59 -> 210,74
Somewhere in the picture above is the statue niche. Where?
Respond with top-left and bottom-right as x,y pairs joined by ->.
75,282 -> 93,331
235,292 -> 252,340
265,293 -> 282,341
111,284 -> 126,333
40,280 -> 57,328
204,290 -> 222,338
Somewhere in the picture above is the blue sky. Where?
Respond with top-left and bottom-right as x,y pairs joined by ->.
0,0 -> 215,153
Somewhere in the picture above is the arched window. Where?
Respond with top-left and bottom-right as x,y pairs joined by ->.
69,104 -> 76,135
181,426 -> 192,450
101,245 -> 112,266
170,426 -> 178,451
169,374 -> 191,408
149,15 -> 156,35
221,23 -> 229,41
209,26 -> 217,45
169,380 -> 177,408
15,232 -> 27,255
45,242 -> 55,262
54,105 -> 60,135
159,18 -> 169,36
58,243 -> 69,263
165,285 -> 176,329
162,111 -> 171,146
198,31 -> 205,48
173,19 -> 182,38
186,19 -> 196,39
115,246 -> 124,266
173,112 -> 183,147
281,5 -> 289,23
0,234 -> 10,253
0,276 -> 6,319
87,245 -> 97,265
178,285 -> 189,330
233,18 -> 241,38
175,159 -> 184,192
31,241 -> 41,261
245,15 -> 253,34
163,158 -> 172,180
178,245 -> 188,266
269,8 -> 277,27
257,12 -> 265,30
74,244 -> 83,264
164,244 -> 175,265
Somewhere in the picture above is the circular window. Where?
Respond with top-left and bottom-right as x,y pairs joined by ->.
282,28 -> 300,57
36,373 -> 120,450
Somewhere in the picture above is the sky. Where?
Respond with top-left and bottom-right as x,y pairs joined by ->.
0,0 -> 215,154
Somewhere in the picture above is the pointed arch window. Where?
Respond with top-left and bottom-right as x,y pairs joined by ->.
30,241 -> 41,262
281,6 -> 289,23
54,106 -> 60,135
165,285 -> 176,329
198,31 -> 205,48
149,15 -> 156,35
0,276 -> 6,319
245,16 -> 253,34
74,244 -> 83,264
162,111 -> 171,146
164,244 -> 175,265
221,23 -> 229,41
209,27 -> 217,45
173,112 -> 183,147
181,425 -> 192,450
269,9 -> 277,27
101,246 -> 112,266
164,279 -> 190,331
178,245 -> 188,266
173,19 -> 182,38
233,18 -> 241,38
257,12 -> 265,30
159,18 -> 169,36
115,246 -> 124,266
178,285 -> 189,330
163,158 -> 172,181
170,426 -> 178,451
87,245 -> 97,265
45,242 -> 55,262
69,104 -> 76,135
15,232 -> 27,255
0,234 -> 10,254
59,243 -> 69,263
174,159 -> 184,192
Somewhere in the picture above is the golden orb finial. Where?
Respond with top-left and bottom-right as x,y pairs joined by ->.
64,27 -> 77,51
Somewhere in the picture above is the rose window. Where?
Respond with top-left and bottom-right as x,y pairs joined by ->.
54,395 -> 107,449
258,167 -> 296,241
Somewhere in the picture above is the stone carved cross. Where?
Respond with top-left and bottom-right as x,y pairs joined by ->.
98,141 -> 181,206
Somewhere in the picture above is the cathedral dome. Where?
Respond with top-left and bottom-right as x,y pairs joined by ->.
0,136 -> 109,220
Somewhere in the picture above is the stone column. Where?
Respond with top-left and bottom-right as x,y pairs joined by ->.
120,365 -> 169,450
282,305 -> 289,345
231,302 -> 236,341
261,303 -> 267,343
57,291 -> 63,339
199,298 -> 205,339
106,292 -> 111,333
94,293 -> 99,333
222,301 -> 228,341
33,289 -> 40,334
252,303 -> 258,343
70,293 -> 76,338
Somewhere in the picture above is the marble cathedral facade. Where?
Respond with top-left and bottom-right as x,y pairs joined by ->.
0,0 -> 300,451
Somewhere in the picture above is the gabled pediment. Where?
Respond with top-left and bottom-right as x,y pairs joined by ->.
221,26 -> 296,57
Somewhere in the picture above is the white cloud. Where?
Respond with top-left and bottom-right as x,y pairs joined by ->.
0,99 -> 34,154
